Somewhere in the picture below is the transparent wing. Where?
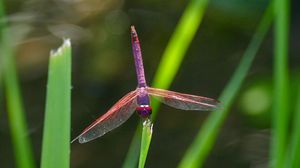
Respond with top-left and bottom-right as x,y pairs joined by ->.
146,87 -> 221,111
72,90 -> 138,143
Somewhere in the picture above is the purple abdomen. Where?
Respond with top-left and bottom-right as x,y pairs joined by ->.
136,105 -> 152,118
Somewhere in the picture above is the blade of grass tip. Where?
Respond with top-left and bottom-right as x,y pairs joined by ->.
41,39 -> 72,168
270,0 -> 290,167
122,0 -> 210,167
0,1 -> 35,168
287,82 -> 300,167
178,3 -> 273,168
138,119 -> 153,168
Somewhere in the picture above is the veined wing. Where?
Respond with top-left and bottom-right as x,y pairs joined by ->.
72,90 -> 138,143
146,87 -> 221,111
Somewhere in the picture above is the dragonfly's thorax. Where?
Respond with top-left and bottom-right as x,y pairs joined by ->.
136,87 -> 151,118
136,105 -> 152,118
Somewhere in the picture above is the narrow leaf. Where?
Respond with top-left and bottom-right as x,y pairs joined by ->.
122,126 -> 142,168
287,82 -> 300,167
270,0 -> 290,166
0,1 -> 35,168
178,3 -> 273,168
41,39 -> 72,168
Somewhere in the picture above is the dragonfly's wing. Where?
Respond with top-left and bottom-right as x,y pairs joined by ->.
72,90 -> 138,143
146,87 -> 221,111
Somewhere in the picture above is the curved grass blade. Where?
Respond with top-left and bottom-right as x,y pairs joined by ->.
41,39 -> 72,168
123,0 -> 210,167
270,0 -> 290,167
0,1 -> 35,168
122,125 -> 142,168
178,3 -> 273,168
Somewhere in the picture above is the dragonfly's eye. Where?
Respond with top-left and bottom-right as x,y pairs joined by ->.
136,105 -> 152,118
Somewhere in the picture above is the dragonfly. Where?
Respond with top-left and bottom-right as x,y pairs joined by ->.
72,26 -> 221,143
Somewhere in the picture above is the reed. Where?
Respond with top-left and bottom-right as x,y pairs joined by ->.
0,1 -> 35,167
178,3 -> 273,167
270,0 -> 290,167
41,39 -> 72,168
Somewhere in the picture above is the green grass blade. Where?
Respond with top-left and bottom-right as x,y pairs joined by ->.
138,119 -> 153,168
122,125 -> 142,168
123,0 -> 210,167
41,39 -> 72,168
0,1 -> 35,168
178,3 -> 273,168
151,0 -> 210,119
270,0 -> 290,167
288,83 -> 300,167
0,0 -> 3,116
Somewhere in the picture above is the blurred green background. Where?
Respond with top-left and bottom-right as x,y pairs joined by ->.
0,0 -> 299,167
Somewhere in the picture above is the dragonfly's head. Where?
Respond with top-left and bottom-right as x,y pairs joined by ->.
136,105 -> 152,118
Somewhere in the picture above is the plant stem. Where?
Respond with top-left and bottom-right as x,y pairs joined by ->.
270,0 -> 290,167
